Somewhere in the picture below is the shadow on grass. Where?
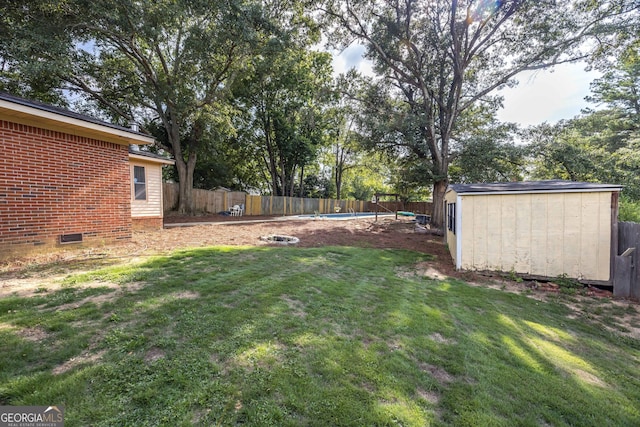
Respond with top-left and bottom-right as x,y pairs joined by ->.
1,245 -> 639,426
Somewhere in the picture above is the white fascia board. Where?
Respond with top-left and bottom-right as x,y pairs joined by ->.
129,153 -> 176,165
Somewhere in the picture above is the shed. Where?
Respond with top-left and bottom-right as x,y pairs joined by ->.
444,180 -> 622,283
128,148 -> 175,229
0,92 -> 155,259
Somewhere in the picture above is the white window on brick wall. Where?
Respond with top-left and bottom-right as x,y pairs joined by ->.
133,165 -> 147,200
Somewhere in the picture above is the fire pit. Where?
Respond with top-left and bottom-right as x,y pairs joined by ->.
259,235 -> 300,245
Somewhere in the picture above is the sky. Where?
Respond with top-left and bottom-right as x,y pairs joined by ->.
331,44 -> 601,127
495,63 -> 600,126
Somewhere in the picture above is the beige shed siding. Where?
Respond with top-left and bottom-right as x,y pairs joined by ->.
500,195 -> 516,272
444,191 -> 457,263
130,160 -> 164,218
459,191 -> 612,281
470,195 -> 487,269
486,196 -> 503,270
530,194 -> 548,275
546,195 -> 564,276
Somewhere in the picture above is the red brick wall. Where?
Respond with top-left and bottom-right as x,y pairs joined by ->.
0,120 -> 132,258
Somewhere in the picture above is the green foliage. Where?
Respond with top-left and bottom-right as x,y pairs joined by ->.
297,174 -> 332,198
449,118 -> 525,184
525,121 -> 600,182
554,274 -> 584,294
321,94 -> 365,200
526,42 -> 640,199
619,196 -> 640,222
232,47 -> 334,196
508,269 -> 523,283
0,0 -> 73,105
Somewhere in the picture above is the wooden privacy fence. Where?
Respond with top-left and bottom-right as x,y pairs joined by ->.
615,221 -> 640,299
163,183 -> 434,217
375,201 -> 432,214
163,183 -> 245,213
244,195 -> 368,216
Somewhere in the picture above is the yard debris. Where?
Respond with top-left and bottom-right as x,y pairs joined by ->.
259,235 -> 300,245
532,281 -> 561,293
414,224 -> 429,234
586,285 -> 613,298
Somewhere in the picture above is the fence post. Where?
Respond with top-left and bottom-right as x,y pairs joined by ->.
614,248 -> 635,298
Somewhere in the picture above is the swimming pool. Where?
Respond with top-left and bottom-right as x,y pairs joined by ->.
295,212 -> 395,220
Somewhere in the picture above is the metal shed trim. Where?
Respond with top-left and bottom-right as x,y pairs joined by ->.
453,188 -> 622,196
447,180 -> 623,196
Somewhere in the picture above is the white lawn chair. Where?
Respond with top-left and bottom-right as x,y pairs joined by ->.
230,204 -> 244,216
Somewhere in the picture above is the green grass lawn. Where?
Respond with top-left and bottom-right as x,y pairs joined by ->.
1,246 -> 639,426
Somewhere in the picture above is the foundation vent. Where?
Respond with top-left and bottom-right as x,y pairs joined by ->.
60,233 -> 83,244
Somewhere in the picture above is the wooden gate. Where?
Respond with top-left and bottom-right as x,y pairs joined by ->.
615,222 -> 640,299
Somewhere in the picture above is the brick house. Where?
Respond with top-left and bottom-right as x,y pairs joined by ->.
0,92 -> 171,259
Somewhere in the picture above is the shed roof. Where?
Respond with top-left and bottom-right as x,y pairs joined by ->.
448,180 -> 623,195
0,92 -> 154,146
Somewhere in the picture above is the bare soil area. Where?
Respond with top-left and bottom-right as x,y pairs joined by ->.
0,216 -> 466,292
2,214 -> 639,339
161,214 -> 454,268
0,215 -> 608,290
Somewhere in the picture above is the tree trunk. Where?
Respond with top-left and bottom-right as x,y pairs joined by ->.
431,179 -> 448,230
176,161 -> 190,214
175,153 -> 197,214
288,166 -> 297,197
299,165 -> 305,198
262,113 -> 280,195
162,112 -> 196,215
334,144 -> 343,200
170,116 -> 199,215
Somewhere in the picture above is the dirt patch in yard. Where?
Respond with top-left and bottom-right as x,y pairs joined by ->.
1,216 -> 461,279
160,215 -> 453,259
53,350 -> 106,375
2,215 -> 638,335
0,216 -> 469,301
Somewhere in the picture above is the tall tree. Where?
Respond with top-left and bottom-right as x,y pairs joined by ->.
587,41 -> 640,127
0,1 -> 74,105
1,0 -> 273,213
233,48 -> 333,196
449,124 -> 524,184
322,101 -> 363,200
320,0 -> 632,227
528,41 -> 640,198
